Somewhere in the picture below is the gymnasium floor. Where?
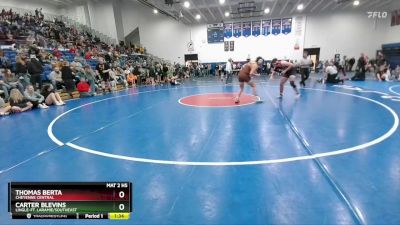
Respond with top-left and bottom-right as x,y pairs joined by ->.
1,76 -> 400,225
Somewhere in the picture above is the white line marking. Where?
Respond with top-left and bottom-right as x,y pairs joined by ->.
389,85 -> 400,96
48,85 -> 399,166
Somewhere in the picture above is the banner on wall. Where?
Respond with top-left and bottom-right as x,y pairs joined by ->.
271,19 -> 282,35
392,9 -> 400,26
233,22 -> 242,38
251,21 -> 261,37
242,21 -> 251,37
224,41 -> 229,51
281,18 -> 292,35
224,23 -> 233,38
262,20 -> 271,36
229,41 -> 234,51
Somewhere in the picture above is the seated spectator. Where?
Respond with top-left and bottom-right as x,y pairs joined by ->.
168,75 -> 181,86
48,66 -> 63,90
4,69 -> 24,93
9,88 -> 33,113
394,65 -> 400,81
126,69 -> 137,87
41,84 -> 65,106
378,68 -> 391,81
24,84 -> 48,109
77,77 -> 93,98
324,62 -> 344,84
0,96 -> 11,116
0,72 -> 10,101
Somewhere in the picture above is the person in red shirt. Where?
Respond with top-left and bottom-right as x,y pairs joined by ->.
84,50 -> 92,60
53,48 -> 62,59
77,77 -> 93,98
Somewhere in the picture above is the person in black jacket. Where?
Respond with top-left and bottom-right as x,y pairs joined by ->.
351,53 -> 367,81
27,54 -> 43,90
61,61 -> 75,98
15,55 -> 30,87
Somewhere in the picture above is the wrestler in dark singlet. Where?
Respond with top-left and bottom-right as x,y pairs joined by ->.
235,57 -> 264,103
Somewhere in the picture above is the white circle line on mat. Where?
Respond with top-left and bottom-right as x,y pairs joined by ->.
48,85 -> 399,166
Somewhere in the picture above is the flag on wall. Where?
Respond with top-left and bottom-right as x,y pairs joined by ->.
233,22 -> 242,38
271,19 -> 282,35
242,21 -> 252,37
262,20 -> 271,36
281,18 -> 292,34
252,21 -> 261,37
224,23 -> 233,38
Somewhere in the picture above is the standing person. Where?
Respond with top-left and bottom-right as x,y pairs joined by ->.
96,57 -> 112,93
351,53 -> 367,81
299,51 -> 313,87
234,57 -> 264,103
61,61 -> 76,98
376,52 -> 387,81
225,58 -> 233,85
15,55 -> 30,87
271,58 -> 300,98
27,54 -> 44,90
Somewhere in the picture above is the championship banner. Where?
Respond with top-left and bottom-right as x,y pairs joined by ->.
271,19 -> 282,35
262,20 -> 271,36
233,22 -> 242,38
229,41 -> 234,51
252,21 -> 261,37
281,18 -> 292,35
242,21 -> 251,37
224,41 -> 229,51
224,23 -> 233,38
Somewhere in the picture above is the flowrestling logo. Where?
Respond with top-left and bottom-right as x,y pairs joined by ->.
367,11 -> 388,19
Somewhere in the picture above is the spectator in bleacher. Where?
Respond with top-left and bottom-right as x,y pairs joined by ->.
96,57 -> 112,93
0,50 -> 11,69
61,61 -> 75,98
48,66 -> 63,90
24,84 -> 48,109
77,77 -> 93,98
41,84 -> 65,106
4,69 -> 24,93
15,55 -> 30,87
0,96 -> 11,116
0,71 -> 10,101
27,54 -> 44,90
394,65 -> 400,80
9,88 -> 33,113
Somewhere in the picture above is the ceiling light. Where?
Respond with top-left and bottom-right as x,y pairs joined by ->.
184,1 -> 190,8
353,0 -> 360,6
195,14 -> 201,20
219,0 -> 225,4
153,9 -> 158,14
264,8 -> 270,14
297,4 -> 304,11
225,11 -> 230,17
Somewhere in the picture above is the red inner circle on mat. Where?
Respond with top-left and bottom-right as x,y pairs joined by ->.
179,93 -> 258,107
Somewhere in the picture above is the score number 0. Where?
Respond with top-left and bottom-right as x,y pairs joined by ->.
118,191 -> 125,211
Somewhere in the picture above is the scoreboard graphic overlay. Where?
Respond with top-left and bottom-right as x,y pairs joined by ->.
8,182 -> 132,220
